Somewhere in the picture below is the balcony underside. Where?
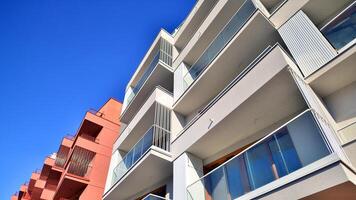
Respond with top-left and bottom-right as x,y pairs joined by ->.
104,147 -> 172,200
258,161 -> 356,200
306,45 -> 356,97
119,104 -> 156,152
174,0 -> 218,50
173,12 -> 282,115
54,176 -> 88,200
172,46 -> 307,160
270,0 -> 352,28
121,62 -> 173,124
188,69 -> 305,160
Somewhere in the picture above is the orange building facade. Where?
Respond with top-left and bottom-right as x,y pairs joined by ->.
11,98 -> 122,200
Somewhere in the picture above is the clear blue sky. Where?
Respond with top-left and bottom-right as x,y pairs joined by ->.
0,0 -> 195,198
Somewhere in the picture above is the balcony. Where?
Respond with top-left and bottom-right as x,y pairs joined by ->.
181,0 -> 257,91
174,0 -> 219,51
121,32 -> 174,125
105,126 -> 172,200
112,125 -> 170,186
114,87 -> 172,153
172,45 -> 309,160
186,110 -> 351,200
53,147 -> 95,200
304,2 -> 356,98
173,0 -> 283,116
28,171 -> 40,194
54,136 -> 73,168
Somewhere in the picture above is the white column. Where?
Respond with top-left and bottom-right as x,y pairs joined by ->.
173,152 -> 204,200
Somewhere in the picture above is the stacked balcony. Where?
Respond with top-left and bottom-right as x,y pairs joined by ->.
121,32 -> 174,125
171,39 -> 356,198
104,30 -> 174,200
274,0 -> 356,144
173,0 -> 284,129
106,101 -> 172,200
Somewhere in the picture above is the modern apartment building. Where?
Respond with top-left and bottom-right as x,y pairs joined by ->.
104,0 -> 356,200
11,98 -> 122,200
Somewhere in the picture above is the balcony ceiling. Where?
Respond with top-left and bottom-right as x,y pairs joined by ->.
187,69 -> 307,160
307,45 -> 356,97
303,0 -> 353,27
121,63 -> 173,124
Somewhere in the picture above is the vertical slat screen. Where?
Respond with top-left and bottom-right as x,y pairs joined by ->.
279,11 -> 337,77
159,38 -> 173,67
153,102 -> 171,151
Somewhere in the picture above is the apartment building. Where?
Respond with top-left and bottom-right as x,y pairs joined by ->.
11,98 -> 122,200
104,0 -> 356,200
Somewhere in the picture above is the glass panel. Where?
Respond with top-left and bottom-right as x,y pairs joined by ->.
275,131 -> 302,174
286,112 -> 330,167
321,3 -> 356,50
204,167 -> 228,200
142,128 -> 153,152
225,155 -> 250,199
245,142 -> 275,189
267,135 -> 288,178
132,140 -> 143,164
111,126 -> 170,186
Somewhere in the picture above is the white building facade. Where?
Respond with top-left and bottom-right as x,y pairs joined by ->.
104,0 -> 356,199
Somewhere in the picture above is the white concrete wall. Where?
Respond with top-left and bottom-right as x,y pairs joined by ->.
324,81 -> 356,143
171,110 -> 186,140
121,87 -> 135,113
105,149 -> 126,193
173,153 -> 204,200
174,62 -> 189,102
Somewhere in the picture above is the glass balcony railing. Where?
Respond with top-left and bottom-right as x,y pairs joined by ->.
124,38 -> 173,109
182,0 -> 257,90
321,2 -> 356,50
111,125 -> 171,186
187,110 -> 332,200
143,194 -> 168,200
